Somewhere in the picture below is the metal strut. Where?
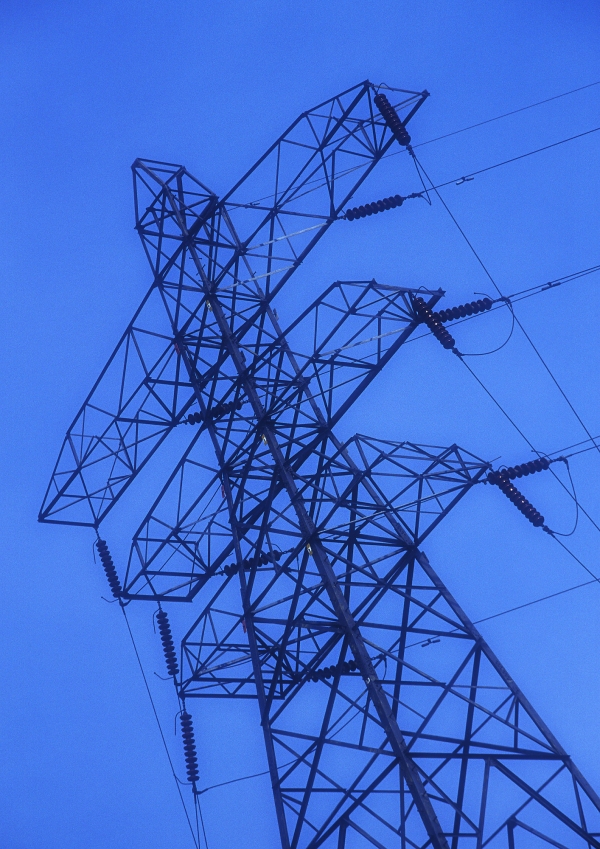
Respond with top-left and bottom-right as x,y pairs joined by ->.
40,81 -> 600,849
181,257 -> 450,847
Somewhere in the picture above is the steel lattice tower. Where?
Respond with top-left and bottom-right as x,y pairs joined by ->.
40,81 -> 600,849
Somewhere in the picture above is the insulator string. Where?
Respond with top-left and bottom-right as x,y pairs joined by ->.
120,606 -> 200,849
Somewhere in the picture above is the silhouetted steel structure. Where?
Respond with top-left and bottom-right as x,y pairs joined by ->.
40,81 -> 600,849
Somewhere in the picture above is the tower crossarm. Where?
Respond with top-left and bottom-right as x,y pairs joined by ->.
122,282 -> 445,599
40,81 -> 428,527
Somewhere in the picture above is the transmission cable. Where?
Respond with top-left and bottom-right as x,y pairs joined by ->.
405,572 -> 599,653
241,80 -> 600,209
197,757 -> 299,796
547,433 -> 600,460
416,125 -> 600,194
412,151 -> 600,461
459,352 -> 600,537
411,80 -> 600,151
405,532 -> 600,653
412,264 -> 600,343
121,606 -> 201,849
278,124 -> 600,216
409,152 -> 600,536
321,263 -> 600,358
471,575 -> 599,627
456,301 -> 515,357
549,461 -> 579,537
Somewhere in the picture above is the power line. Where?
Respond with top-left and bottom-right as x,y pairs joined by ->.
424,125 -> 600,192
405,571 -> 599,653
471,577 -> 599,626
548,434 -> 600,460
457,347 -> 600,538
547,531 -> 600,583
295,124 -> 600,214
197,758 -> 298,796
244,80 -> 600,208
411,263 -> 600,346
328,263 -> 600,357
412,151 -> 600,460
412,80 -> 600,151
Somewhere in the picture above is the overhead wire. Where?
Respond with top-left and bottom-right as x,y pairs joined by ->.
263,124 -> 600,216
410,80 -> 600,150
239,80 -> 600,209
547,433 -> 600,460
403,573 -> 600,654
415,125 -> 600,195
197,757 -> 299,796
411,151 -> 600,459
407,152 -> 600,541
549,461 -> 580,537
497,264 -> 600,306
457,300 -> 516,357
457,316 -> 600,537
400,149 -> 600,623
471,575 -> 599,626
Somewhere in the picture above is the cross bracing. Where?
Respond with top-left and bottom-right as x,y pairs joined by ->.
40,81 -> 600,849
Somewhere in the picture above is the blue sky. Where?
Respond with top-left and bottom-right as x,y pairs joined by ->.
0,2 -> 599,847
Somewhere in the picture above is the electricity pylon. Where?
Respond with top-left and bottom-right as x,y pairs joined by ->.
40,81 -> 600,848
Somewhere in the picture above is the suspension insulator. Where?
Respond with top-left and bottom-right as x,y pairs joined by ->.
432,298 -> 493,324
223,548 -> 284,576
487,457 -> 550,485
374,92 -> 411,146
95,539 -> 122,598
206,398 -> 243,420
266,550 -> 282,563
310,657 -> 359,682
180,711 -> 200,784
187,411 -> 203,425
156,609 -> 179,678
487,473 -> 545,527
413,297 -> 456,350
346,194 -> 405,221
507,458 -> 550,479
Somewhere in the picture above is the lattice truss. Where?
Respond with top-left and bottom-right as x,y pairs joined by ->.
40,81 -> 600,849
